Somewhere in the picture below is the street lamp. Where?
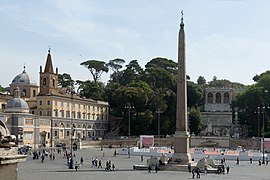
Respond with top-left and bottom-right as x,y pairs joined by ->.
125,103 -> 134,158
257,107 -> 261,138
156,108 -> 163,147
69,86 -> 75,169
262,105 -> 270,164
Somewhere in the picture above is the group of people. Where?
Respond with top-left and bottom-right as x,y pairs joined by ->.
32,149 -> 56,163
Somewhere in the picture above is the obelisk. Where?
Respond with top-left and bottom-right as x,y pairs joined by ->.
172,11 -> 192,164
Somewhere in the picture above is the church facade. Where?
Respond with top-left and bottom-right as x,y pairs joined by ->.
0,49 -> 109,148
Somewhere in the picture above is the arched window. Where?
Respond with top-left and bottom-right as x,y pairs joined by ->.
216,93 -> 221,103
224,92 -> 230,103
22,89 -> 26,97
43,78 -> 47,85
33,90 -> 36,97
207,93 -> 213,103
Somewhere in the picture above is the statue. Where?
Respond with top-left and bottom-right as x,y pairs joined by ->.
0,120 -> 16,148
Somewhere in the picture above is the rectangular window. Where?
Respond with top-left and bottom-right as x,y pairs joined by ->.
47,132 -> 50,139
67,131 -> 70,137
25,119 -> 33,125
46,111 -> 51,116
54,101 -> 57,106
39,100 -> 42,106
47,100 -> 50,106
25,132 -> 33,140
83,113 -> 86,119
72,111 -> 76,119
78,104 -> 81,109
61,110 -> 64,118
54,131 -> 57,137
83,105 -> 86,109
39,110 -> 42,116
61,101 -> 64,107
66,111 -> 70,118
92,114 -> 95,119
67,102 -> 69,108
77,112 -> 81,119
54,110 -> 58,117
97,107 -> 100,112
88,105 -> 90,110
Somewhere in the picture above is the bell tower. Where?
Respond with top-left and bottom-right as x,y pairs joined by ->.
39,49 -> 59,95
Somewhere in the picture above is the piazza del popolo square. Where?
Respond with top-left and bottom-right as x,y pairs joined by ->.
1,3 -> 270,180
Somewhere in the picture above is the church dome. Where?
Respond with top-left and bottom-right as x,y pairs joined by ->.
11,66 -> 37,86
5,87 -> 29,113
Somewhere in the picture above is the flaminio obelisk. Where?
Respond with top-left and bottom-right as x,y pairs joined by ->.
172,10 -> 192,164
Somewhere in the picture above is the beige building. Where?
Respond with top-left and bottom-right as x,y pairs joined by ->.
201,87 -> 245,137
0,49 -> 109,147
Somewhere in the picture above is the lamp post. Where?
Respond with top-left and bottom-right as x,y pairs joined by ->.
257,107 -> 260,138
262,108 -> 265,164
125,103 -> 134,158
69,86 -> 75,169
156,108 -> 163,147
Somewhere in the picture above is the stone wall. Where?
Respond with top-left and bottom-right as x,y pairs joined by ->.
81,136 -> 260,150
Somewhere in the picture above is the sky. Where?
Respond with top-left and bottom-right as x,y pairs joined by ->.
1,0 -> 270,87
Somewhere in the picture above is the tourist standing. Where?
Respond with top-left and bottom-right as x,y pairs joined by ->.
226,166 -> 230,174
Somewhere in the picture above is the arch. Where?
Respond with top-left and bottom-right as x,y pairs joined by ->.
43,78 -> 47,85
216,93 -> 221,103
207,92 -> 213,103
224,92 -> 230,103
22,89 -> 26,97
59,122 -> 65,128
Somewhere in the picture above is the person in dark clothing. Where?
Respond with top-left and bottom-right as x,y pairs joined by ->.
196,167 -> 200,179
226,166 -> 230,174
80,157 -> 84,165
188,163 -> 191,173
148,165 -> 151,173
155,164 -> 158,173
192,169 -> 195,179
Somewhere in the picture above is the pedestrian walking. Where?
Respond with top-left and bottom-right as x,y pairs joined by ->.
155,164 -> 158,173
148,165 -> 151,173
188,163 -> 191,173
196,167 -> 200,179
80,157 -> 84,165
192,169 -> 195,179
250,157 -> 253,163
75,162 -> 78,171
226,166 -> 230,174
236,157 -> 239,165
113,150 -> 117,157
112,164 -> 115,171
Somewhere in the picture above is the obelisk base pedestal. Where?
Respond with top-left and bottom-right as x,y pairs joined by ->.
172,131 -> 192,164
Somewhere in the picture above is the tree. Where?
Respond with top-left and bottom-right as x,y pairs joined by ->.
107,58 -> 125,84
187,81 -> 204,107
58,73 -> 74,87
80,60 -> 109,84
119,60 -> 143,85
197,76 -> 206,86
76,80 -> 107,101
189,107 -> 202,135
253,70 -> 270,82
145,57 -> 178,76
